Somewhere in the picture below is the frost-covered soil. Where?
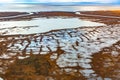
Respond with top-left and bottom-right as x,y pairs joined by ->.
0,23 -> 120,79
1,24 -> 120,56
0,11 -> 120,80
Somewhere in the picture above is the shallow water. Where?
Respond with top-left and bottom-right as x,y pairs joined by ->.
0,17 -> 105,35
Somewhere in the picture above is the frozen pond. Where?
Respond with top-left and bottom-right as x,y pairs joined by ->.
0,17 -> 105,35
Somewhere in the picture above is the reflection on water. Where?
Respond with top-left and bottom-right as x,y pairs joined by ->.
0,17 -> 105,35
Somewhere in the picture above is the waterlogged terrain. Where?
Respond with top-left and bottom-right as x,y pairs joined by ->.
0,11 -> 120,80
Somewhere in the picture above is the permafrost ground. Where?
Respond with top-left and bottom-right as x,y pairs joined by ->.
0,24 -> 120,79
0,11 -> 120,80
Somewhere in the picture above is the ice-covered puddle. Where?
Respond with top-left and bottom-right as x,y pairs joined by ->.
0,17 -> 105,35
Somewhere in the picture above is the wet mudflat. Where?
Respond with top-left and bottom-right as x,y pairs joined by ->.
0,11 -> 120,80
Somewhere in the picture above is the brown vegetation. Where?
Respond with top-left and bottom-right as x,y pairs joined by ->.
91,41 -> 120,79
0,12 -> 28,17
1,54 -> 86,80
0,11 -> 120,80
